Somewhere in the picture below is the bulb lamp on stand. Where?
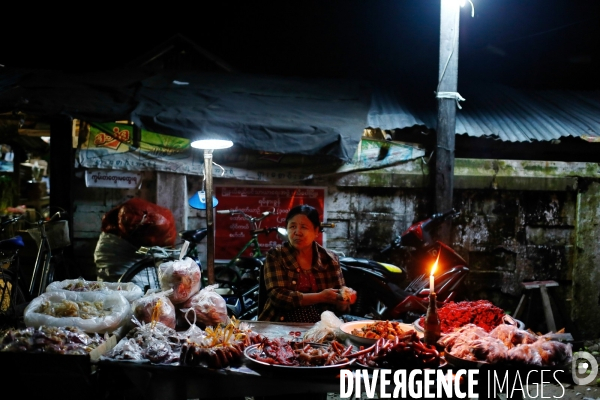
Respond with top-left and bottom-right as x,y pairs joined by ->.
191,139 -> 233,285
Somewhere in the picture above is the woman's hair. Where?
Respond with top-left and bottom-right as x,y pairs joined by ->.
285,204 -> 321,231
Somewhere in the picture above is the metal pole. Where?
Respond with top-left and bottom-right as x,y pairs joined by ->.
204,149 -> 215,285
435,0 -> 461,243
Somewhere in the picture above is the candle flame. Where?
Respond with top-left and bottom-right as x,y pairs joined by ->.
430,252 -> 441,276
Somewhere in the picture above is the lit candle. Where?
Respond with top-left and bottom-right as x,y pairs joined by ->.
430,253 -> 440,293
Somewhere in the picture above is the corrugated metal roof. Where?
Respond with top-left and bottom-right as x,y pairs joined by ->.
367,87 -> 424,130
368,83 -> 600,142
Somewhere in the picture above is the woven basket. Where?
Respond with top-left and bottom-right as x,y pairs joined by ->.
28,220 -> 71,250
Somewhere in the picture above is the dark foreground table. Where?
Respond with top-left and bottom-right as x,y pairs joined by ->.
98,359 -> 342,400
98,321 -> 341,400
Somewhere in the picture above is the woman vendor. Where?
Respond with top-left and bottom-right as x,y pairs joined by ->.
258,204 -> 357,322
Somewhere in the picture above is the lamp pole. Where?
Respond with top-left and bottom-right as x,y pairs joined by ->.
435,0 -> 462,243
203,149 -> 216,285
191,138 -> 233,286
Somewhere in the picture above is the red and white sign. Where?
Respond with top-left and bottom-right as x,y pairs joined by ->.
214,186 -> 326,261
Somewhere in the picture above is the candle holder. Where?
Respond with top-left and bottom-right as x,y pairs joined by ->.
423,292 -> 441,346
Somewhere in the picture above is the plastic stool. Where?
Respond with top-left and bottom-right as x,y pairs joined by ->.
514,280 -> 559,333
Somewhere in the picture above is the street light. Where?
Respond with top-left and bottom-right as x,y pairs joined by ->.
191,139 -> 233,285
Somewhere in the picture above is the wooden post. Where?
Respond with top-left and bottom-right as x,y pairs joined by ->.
156,172 -> 188,232
49,117 -> 74,256
204,149 -> 215,285
434,0 -> 461,243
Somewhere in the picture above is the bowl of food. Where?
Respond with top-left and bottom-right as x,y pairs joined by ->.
339,320 -> 420,346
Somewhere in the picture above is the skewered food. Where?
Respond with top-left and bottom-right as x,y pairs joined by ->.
347,331 -> 441,369
180,318 -> 263,368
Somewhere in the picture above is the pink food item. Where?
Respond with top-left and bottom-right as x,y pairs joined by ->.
158,257 -> 201,304
181,285 -> 228,328
132,293 -> 176,329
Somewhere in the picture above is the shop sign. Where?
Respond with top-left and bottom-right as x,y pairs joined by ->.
213,186 -> 326,261
85,169 -> 142,189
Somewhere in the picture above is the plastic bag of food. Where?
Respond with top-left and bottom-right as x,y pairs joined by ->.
23,291 -> 131,334
158,257 -> 201,304
180,285 -> 228,328
303,311 -> 343,343
131,291 -> 177,329
179,308 -> 207,343
46,278 -> 143,303
101,198 -> 177,248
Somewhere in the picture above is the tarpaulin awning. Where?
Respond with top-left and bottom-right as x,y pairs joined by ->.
0,68 -> 372,162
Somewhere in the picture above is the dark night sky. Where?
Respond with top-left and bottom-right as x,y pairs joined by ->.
1,0 -> 598,90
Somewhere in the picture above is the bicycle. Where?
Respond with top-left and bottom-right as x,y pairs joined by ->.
0,208 -> 74,327
117,228 -> 208,295
27,208 -> 74,299
212,209 -> 280,320
118,210 -> 280,320
0,214 -> 27,327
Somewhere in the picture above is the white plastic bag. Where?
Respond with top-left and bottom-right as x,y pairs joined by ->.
46,278 -> 143,303
94,232 -> 146,282
24,291 -> 131,334
158,257 -> 201,304
131,290 -> 177,329
303,311 -> 343,343
180,285 -> 228,328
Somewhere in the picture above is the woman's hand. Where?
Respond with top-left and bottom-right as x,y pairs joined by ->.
319,288 -> 341,304
318,288 -> 352,312
303,287 -> 356,311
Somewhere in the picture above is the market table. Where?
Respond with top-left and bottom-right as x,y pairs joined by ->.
97,321 -> 345,400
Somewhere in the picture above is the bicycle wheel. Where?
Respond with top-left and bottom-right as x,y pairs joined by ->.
119,258 -> 161,294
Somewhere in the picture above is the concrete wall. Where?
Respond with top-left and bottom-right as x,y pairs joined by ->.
70,158 -> 600,339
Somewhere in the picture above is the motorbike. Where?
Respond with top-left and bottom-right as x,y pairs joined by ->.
341,208 -> 470,322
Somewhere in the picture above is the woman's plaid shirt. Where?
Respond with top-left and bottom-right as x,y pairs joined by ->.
258,241 -> 345,321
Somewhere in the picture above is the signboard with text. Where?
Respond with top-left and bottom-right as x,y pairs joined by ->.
84,169 -> 142,189
214,186 -> 326,261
